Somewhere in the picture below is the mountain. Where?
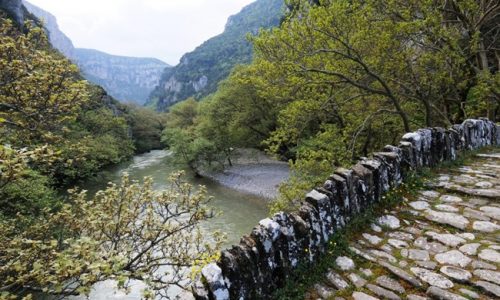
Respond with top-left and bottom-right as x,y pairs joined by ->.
22,1 -> 169,105
0,0 -> 24,25
22,1 -> 75,58
147,0 -> 284,111
74,49 -> 168,105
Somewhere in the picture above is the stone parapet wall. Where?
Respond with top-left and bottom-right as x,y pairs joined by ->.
193,119 -> 499,300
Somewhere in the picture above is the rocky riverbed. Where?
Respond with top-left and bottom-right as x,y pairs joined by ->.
307,152 -> 500,300
202,149 -> 290,200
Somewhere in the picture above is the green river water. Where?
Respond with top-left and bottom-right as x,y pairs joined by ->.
79,150 -> 269,246
39,150 -> 270,299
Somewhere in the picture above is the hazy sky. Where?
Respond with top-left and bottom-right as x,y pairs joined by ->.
27,0 -> 256,65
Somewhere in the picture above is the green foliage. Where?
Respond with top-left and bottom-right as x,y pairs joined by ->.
0,19 -> 89,145
125,105 -> 167,153
0,169 -> 59,218
0,172 -> 223,298
161,99 -> 221,175
196,0 -> 499,212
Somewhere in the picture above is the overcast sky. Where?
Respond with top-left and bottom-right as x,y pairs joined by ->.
27,0 -> 256,65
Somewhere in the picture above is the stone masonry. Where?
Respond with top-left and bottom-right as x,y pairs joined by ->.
307,151 -> 500,300
192,119 -> 500,300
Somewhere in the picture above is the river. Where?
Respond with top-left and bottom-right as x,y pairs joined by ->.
68,150 -> 272,299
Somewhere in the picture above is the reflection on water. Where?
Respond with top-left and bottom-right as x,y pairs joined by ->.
62,150 -> 269,299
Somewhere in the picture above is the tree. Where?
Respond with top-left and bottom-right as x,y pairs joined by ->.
161,99 -> 221,176
0,172 -> 223,299
0,19 -> 89,145
126,105 -> 167,153
247,0 -> 498,211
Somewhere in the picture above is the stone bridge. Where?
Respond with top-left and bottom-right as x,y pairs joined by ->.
307,151 -> 500,300
193,119 -> 499,300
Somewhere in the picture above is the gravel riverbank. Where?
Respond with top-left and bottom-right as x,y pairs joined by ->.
202,149 -> 290,200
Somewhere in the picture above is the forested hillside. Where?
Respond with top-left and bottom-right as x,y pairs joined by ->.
0,4 -> 217,298
147,0 -> 283,111
163,0 -> 499,212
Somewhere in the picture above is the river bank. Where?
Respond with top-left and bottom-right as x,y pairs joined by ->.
201,148 -> 290,200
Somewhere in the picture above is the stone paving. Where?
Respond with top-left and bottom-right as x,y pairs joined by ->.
307,152 -> 500,300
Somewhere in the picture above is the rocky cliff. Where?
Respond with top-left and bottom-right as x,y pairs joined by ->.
75,49 -> 168,104
147,0 -> 284,111
22,1 -> 75,58
22,1 -> 169,105
0,0 -> 24,25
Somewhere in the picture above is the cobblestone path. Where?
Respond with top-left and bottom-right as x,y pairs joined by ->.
307,152 -> 500,300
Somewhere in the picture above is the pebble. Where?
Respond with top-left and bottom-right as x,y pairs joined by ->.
459,243 -> 480,255
472,221 -> 500,232
378,261 -> 422,288
314,284 -> 335,299
434,250 -> 471,268
426,232 -> 466,247
474,280 -> 500,297
348,273 -> 367,288
424,210 -> 469,230
457,232 -> 475,240
408,249 -> 430,261
463,207 -> 490,221
363,233 -> 383,245
426,286 -> 467,300
388,231 -> 413,241
435,204 -> 459,212
421,191 -> 440,199
458,288 -> 479,299
480,206 -> 500,220
473,269 -> 500,285
365,284 -> 400,300
377,215 -> 400,229
352,292 -> 379,300
415,260 -> 437,270
407,295 -> 427,300
335,256 -> 355,271
375,276 -> 405,293
388,239 -> 408,249
439,266 -> 472,282
478,248 -> 500,263
371,223 -> 383,233
439,195 -> 463,203
369,250 -> 397,263
411,267 -> 454,289
326,271 -> 349,290
410,201 -> 430,210
471,260 -> 497,270
361,268 -> 373,277
349,247 -> 377,262
475,181 -> 493,188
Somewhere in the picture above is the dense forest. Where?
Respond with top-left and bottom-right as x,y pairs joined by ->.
163,0 -> 499,212
0,0 -> 498,299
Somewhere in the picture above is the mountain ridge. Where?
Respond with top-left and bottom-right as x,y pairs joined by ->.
147,0 -> 284,111
22,0 -> 169,105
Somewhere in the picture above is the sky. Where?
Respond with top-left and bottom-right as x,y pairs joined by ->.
27,0 -> 256,65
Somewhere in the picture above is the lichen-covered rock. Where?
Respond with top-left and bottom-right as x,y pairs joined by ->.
200,263 -> 230,300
